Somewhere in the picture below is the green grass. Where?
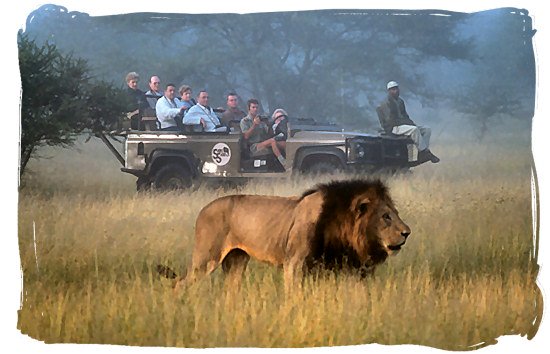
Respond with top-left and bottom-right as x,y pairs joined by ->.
17,130 -> 541,349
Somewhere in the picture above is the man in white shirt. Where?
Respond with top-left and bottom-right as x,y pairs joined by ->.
183,90 -> 222,132
155,83 -> 187,131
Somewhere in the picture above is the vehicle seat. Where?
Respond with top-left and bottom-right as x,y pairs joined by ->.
228,120 -> 242,132
140,116 -> 160,131
182,124 -> 204,133
240,136 -> 251,159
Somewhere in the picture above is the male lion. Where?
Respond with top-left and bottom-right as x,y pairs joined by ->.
171,179 -> 411,291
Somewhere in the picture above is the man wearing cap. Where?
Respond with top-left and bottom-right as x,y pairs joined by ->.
377,81 -> 440,163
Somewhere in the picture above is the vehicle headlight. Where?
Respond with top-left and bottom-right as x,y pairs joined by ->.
355,144 -> 365,158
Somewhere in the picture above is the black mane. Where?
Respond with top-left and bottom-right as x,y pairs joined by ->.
305,179 -> 392,269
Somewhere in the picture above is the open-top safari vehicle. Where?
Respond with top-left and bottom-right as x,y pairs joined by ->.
97,111 -> 427,192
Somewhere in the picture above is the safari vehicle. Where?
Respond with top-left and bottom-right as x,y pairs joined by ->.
98,113 -> 427,192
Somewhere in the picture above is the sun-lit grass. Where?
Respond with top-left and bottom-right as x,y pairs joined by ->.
17,126 -> 541,349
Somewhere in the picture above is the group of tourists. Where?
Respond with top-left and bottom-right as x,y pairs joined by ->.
125,72 -> 439,167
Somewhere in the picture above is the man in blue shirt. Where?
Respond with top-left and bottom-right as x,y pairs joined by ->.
183,90 -> 222,132
155,83 -> 187,131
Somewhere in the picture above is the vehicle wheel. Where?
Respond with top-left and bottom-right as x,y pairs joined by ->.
153,163 -> 193,191
136,176 -> 151,192
304,161 -> 342,175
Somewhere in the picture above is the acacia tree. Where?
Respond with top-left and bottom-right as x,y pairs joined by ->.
18,33 -> 130,178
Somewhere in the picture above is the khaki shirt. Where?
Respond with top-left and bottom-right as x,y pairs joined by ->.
240,115 -> 269,144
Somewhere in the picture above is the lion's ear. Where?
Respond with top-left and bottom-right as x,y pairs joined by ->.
352,197 -> 371,215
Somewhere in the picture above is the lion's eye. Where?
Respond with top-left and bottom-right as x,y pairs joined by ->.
383,213 -> 392,221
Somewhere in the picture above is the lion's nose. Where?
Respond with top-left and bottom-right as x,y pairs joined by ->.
401,231 -> 410,238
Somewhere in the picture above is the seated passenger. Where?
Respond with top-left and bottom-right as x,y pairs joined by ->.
271,108 -> 289,139
220,92 -> 246,130
155,83 -> 187,131
377,81 -> 439,163
240,99 -> 288,169
175,85 -> 196,112
183,90 -> 223,132
124,71 -> 149,130
145,75 -> 163,110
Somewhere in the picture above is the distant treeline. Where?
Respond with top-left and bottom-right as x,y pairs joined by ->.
20,5 -> 536,132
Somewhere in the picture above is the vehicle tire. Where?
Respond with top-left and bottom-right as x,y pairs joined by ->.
153,163 -> 193,191
304,161 -> 342,175
136,176 -> 152,192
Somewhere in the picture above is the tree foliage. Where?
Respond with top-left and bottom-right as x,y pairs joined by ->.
18,33 -> 130,177
449,8 -> 536,139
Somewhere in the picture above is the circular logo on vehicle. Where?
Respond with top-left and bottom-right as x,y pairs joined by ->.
211,143 -> 231,166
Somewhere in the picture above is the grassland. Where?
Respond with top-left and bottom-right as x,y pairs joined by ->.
16,125 -> 541,350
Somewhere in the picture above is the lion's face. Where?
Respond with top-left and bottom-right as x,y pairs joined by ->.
350,192 -> 411,258
372,200 -> 411,255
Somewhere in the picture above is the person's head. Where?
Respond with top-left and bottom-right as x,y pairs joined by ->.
387,81 -> 400,98
197,90 -> 209,106
271,108 -> 288,123
125,72 -> 140,90
226,93 -> 239,109
179,85 -> 192,101
247,98 -> 259,116
164,83 -> 177,100
149,76 -> 161,92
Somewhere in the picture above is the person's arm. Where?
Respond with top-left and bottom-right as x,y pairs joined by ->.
243,124 -> 255,140
155,98 -> 170,124
400,100 -> 416,125
156,98 -> 183,127
274,119 -> 288,141
376,101 -> 393,132
182,106 -> 203,125
241,117 -> 259,140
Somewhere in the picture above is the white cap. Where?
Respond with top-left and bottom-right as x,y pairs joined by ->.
387,81 -> 399,90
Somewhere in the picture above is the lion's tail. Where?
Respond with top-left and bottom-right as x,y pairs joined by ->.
156,264 -> 178,279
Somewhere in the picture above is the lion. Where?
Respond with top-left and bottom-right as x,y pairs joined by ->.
167,179 -> 411,292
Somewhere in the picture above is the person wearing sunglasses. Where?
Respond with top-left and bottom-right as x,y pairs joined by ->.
240,99 -> 288,169
145,75 -> 164,110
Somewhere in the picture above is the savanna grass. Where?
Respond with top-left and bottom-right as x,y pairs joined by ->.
17,129 -> 541,349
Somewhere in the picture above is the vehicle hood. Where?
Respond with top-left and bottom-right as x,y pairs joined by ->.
291,130 -> 379,140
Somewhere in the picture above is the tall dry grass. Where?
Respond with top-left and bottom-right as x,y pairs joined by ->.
17,127 -> 541,349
